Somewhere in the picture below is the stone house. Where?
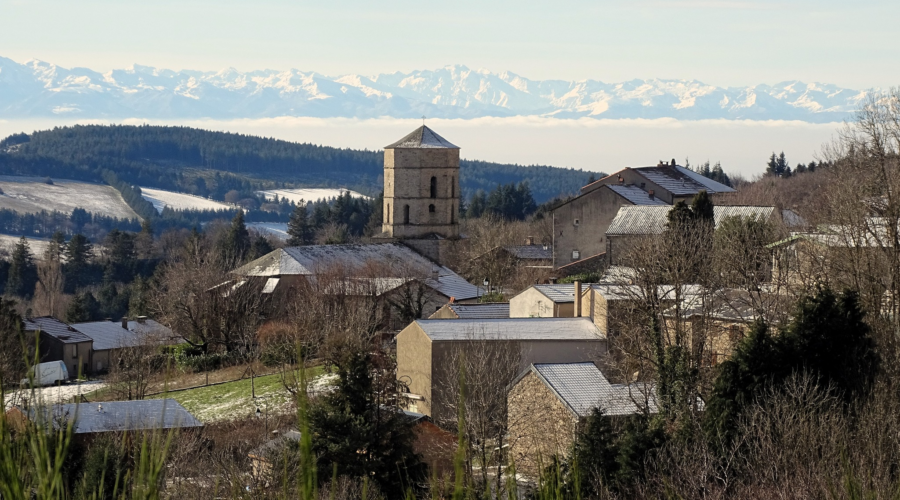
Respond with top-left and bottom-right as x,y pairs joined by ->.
429,302 -> 510,320
552,162 -> 735,269
605,205 -> 777,266
507,362 -> 656,475
70,318 -> 180,373
25,316 -> 93,379
395,318 -> 606,425
509,284 -> 582,318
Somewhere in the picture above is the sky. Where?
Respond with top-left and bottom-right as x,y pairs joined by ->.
1,0 -> 898,89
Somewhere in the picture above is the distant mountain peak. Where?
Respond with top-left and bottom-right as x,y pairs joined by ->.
0,56 -> 873,123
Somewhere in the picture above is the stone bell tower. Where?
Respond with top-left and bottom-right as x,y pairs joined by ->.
382,125 -> 460,239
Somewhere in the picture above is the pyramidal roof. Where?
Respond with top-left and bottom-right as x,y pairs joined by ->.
385,125 -> 459,149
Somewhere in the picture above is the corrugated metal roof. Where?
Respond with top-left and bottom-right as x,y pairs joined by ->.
426,274 -> 482,301
24,317 -> 92,344
503,245 -> 553,260
42,399 -> 203,433
415,317 -> 603,341
606,205 -> 775,236
606,184 -> 669,206
446,303 -> 510,319
632,165 -> 735,195
529,284 -> 579,303
71,320 -> 180,351
531,362 -> 657,417
235,243 -> 447,277
385,125 -> 459,149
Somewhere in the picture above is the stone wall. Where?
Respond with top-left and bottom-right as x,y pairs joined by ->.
383,148 -> 460,239
552,186 -> 634,268
396,323 -> 434,416
508,371 -> 578,476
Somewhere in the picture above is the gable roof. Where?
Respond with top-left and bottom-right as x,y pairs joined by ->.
71,320 -> 181,351
528,362 -> 658,418
516,284 -> 580,304
503,245 -> 553,260
413,317 -> 603,341
632,165 -> 735,195
24,316 -> 92,344
39,399 -> 203,433
234,243 -> 446,277
606,184 -> 669,206
433,303 -> 511,319
385,125 -> 459,149
606,205 -> 775,236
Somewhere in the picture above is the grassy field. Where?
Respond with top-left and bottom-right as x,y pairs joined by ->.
147,366 -> 327,423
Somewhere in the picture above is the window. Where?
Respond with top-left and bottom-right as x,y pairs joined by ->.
451,205 -> 455,224
403,204 -> 410,224
428,204 -> 436,213
574,219 -> 580,226
386,203 -> 391,224
451,177 -> 455,198
572,250 -> 581,260
71,345 -> 77,357
430,176 -> 437,198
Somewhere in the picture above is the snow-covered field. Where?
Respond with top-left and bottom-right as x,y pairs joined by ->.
257,188 -> 369,205
140,187 -> 234,213
0,175 -> 138,219
0,234 -> 53,257
4,380 -> 107,410
247,222 -> 289,241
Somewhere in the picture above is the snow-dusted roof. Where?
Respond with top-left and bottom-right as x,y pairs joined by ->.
632,165 -> 735,195
71,320 -> 180,351
606,205 -> 775,236
414,317 -> 603,341
503,245 -> 553,260
606,184 -> 669,206
25,316 -> 92,344
528,362 -> 658,418
426,273 -> 482,301
385,125 -> 458,149
439,303 -> 510,319
40,399 -> 202,434
234,243 -> 442,277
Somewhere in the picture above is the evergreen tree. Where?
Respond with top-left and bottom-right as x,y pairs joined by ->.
766,152 -> 779,176
466,190 -> 488,218
66,292 -> 100,323
690,191 -> 714,222
0,297 -> 26,382
287,203 -> 312,246
219,210 -> 251,262
63,234 -> 93,292
309,351 -> 425,496
7,237 -> 37,298
248,235 -> 274,260
776,152 -> 789,177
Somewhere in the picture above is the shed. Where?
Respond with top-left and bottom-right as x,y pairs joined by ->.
509,284 -> 580,318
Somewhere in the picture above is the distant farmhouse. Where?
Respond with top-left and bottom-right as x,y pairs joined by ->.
551,161 -> 735,269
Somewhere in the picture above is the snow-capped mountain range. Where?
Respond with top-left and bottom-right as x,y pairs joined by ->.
0,57 -> 870,123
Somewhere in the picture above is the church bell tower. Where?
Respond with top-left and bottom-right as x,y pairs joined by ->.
382,126 -> 460,239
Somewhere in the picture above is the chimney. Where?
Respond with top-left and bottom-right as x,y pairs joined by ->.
671,158 -> 676,166
574,281 -> 582,317
121,318 -> 128,329
432,267 -> 439,280
449,296 -> 455,303
524,236 -> 535,246
618,175 -> 624,184
648,190 -> 655,198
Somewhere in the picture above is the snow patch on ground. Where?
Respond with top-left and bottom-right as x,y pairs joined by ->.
4,380 -> 107,410
0,175 -> 138,219
257,188 -> 370,205
139,187 -> 234,213
247,222 -> 289,241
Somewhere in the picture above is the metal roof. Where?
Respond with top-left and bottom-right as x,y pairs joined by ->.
443,303 -> 510,319
71,320 -> 180,351
530,362 -> 658,417
503,245 -> 553,260
522,284 -> 580,303
606,205 -> 775,236
42,399 -> 203,433
632,165 -> 735,195
385,125 -> 459,149
425,273 -> 482,301
234,243 -> 449,277
606,184 -> 669,206
414,317 -> 603,341
24,317 -> 92,344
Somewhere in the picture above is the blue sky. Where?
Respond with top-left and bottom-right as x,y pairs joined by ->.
1,0 -> 897,88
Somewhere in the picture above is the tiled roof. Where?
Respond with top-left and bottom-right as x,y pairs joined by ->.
632,165 -> 735,195
385,125 -> 459,149
503,245 -> 553,260
24,317 -> 91,344
71,320 -> 181,351
606,205 -> 775,236
526,284 -> 580,303
606,184 -> 668,206
444,303 -> 510,319
426,274 -> 482,301
39,399 -> 203,433
414,317 -> 603,341
530,362 -> 658,417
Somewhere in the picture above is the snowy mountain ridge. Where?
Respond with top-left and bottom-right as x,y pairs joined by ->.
0,57 -> 870,122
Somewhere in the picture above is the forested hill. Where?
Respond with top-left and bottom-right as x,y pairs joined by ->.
0,125 -> 594,203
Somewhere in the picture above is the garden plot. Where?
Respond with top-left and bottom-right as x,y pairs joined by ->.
139,187 -> 234,213
257,188 -> 369,205
0,175 -> 138,219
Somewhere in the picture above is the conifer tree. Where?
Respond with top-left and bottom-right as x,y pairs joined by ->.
287,202 -> 312,246
219,210 -> 251,262
63,234 -> 92,291
7,237 -> 37,298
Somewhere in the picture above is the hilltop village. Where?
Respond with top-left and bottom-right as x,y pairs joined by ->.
3,113 -> 900,499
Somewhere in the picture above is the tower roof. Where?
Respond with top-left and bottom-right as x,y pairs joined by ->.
385,125 -> 459,149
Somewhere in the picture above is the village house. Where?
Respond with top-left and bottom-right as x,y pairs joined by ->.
25,316 -> 93,379
507,362 -> 656,475
429,302 -> 510,320
551,161 -> 735,269
70,318 -> 181,373
605,205 -> 778,266
395,317 -> 606,425
509,283 -> 582,318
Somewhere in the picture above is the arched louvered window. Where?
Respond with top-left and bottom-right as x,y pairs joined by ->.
403,204 -> 410,224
